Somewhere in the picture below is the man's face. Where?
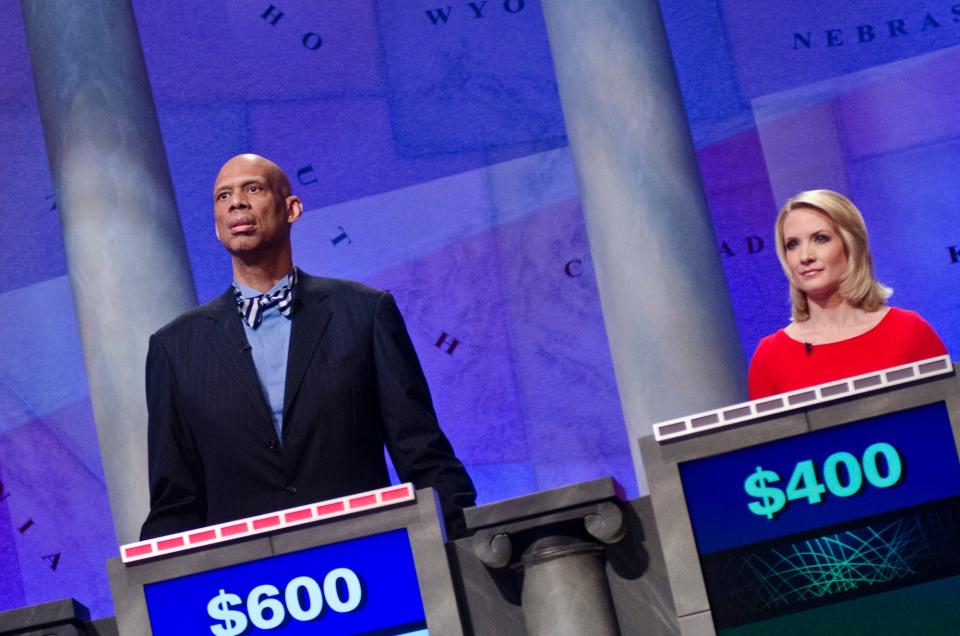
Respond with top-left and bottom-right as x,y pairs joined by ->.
213,156 -> 301,256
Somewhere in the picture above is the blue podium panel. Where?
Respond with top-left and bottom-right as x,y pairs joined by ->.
680,401 -> 960,632
144,529 -> 426,636
108,486 -> 463,636
641,365 -> 960,636
680,402 -> 960,554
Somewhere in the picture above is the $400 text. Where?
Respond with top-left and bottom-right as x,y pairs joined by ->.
744,442 -> 903,520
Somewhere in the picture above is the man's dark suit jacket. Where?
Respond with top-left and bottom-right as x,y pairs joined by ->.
140,272 -> 475,540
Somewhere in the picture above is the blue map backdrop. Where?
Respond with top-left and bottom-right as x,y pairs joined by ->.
0,0 -> 957,620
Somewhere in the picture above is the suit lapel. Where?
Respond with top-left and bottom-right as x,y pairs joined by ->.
204,289 -> 274,425
284,276 -> 332,416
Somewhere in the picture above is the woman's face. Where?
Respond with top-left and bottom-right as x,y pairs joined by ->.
781,207 -> 848,303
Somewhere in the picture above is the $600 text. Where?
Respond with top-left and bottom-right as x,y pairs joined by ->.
207,568 -> 362,635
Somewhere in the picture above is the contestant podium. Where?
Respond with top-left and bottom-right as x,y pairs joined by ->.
108,484 -> 462,636
17,358 -> 960,635
641,356 -> 960,636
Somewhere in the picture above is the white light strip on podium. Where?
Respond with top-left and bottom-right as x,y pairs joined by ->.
120,483 -> 416,563
653,356 -> 953,443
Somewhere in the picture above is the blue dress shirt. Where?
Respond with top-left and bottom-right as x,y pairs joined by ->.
235,275 -> 293,441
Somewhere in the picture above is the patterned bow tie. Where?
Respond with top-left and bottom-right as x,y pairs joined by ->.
233,268 -> 298,329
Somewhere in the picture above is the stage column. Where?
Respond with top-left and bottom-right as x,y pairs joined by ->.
468,479 -> 626,635
540,1 -> 747,492
20,0 -> 197,544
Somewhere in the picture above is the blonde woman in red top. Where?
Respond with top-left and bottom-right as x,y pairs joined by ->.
748,190 -> 947,399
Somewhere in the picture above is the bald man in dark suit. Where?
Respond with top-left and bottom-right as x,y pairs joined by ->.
140,154 -> 475,540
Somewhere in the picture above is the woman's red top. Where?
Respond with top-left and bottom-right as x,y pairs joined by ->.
748,307 -> 948,399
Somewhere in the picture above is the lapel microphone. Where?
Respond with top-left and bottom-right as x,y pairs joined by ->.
804,342 -> 813,356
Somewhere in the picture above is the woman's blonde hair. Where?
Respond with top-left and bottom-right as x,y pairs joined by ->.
775,189 -> 891,322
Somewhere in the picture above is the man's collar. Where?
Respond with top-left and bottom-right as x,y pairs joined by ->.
232,266 -> 299,299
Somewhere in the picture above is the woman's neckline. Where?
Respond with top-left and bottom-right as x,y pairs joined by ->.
782,306 -> 892,346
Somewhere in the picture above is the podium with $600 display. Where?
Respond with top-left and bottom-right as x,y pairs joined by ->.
107,483 -> 462,636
